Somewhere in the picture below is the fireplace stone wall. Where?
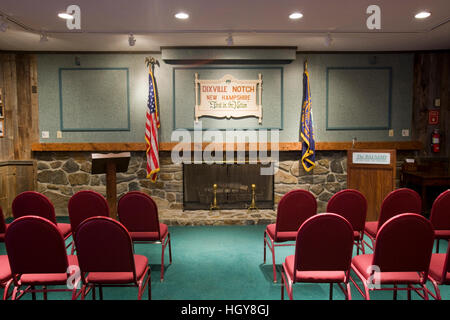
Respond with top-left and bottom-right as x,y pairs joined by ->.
33,150 -> 416,224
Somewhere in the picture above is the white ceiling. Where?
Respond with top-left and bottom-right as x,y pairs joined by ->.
0,0 -> 449,51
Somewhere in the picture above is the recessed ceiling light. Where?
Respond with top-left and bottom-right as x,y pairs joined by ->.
175,12 -> 189,20
58,13 -> 74,20
289,12 -> 303,20
415,11 -> 431,19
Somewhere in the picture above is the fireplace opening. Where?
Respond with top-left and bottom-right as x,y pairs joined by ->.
183,163 -> 274,210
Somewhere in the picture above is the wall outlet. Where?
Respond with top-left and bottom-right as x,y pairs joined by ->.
435,98 -> 441,107
57,131 -> 62,138
402,129 -> 410,137
41,131 -> 49,139
388,129 -> 394,137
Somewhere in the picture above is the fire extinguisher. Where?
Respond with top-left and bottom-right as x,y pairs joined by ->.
431,129 -> 440,153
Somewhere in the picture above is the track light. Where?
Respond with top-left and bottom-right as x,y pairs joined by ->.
128,33 -> 136,46
226,33 -> 233,46
40,32 -> 49,43
0,16 -> 9,32
324,33 -> 332,47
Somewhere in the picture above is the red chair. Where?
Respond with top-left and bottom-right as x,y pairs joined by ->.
0,255 -> 12,300
281,213 -> 354,300
429,190 -> 450,253
363,188 -> 422,251
4,216 -> 80,300
118,191 -> 172,282
68,190 -> 110,254
351,213 -> 434,300
0,206 -> 9,242
12,191 -> 72,246
327,189 -> 367,254
74,216 -> 151,300
425,241 -> 450,300
264,189 -> 317,283
0,207 -> 13,300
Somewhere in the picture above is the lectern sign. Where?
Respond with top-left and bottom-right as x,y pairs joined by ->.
352,152 -> 391,165
194,73 -> 263,123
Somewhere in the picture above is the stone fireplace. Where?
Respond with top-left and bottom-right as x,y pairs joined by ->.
183,163 -> 274,210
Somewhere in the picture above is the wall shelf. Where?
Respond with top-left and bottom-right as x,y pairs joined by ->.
31,141 -> 423,152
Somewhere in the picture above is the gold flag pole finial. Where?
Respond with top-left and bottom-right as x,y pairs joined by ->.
304,60 -> 308,71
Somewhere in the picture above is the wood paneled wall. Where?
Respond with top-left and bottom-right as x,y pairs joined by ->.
0,54 -> 38,215
0,54 -> 39,160
412,52 -> 450,158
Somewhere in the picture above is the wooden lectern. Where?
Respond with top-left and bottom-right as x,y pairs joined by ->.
347,149 -> 396,221
91,152 -> 130,220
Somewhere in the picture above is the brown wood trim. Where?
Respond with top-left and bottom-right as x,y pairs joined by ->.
31,141 -> 423,152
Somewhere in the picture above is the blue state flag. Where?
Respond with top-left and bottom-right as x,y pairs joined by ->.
300,62 -> 315,172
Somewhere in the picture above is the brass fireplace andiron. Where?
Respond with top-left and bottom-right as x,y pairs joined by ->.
210,184 -> 220,211
247,184 -> 259,212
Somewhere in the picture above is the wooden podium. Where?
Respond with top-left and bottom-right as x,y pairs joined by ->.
91,152 -> 130,219
347,149 -> 396,221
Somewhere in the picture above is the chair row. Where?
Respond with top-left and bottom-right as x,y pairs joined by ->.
279,212 -> 450,300
1,190 -> 172,282
265,188 -> 450,297
0,214 -> 150,300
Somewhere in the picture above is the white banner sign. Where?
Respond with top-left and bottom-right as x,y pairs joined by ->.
352,152 -> 391,165
194,73 -> 262,123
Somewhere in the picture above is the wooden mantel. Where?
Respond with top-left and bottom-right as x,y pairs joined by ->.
31,141 -> 423,152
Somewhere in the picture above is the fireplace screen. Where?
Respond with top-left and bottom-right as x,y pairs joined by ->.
183,163 -> 274,210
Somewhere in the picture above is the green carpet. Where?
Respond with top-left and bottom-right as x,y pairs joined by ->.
1,218 -> 448,300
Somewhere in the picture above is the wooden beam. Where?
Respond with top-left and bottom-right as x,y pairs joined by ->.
31,141 -> 423,152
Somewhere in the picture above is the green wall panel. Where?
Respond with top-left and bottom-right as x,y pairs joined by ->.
37,51 -> 413,143
59,68 -> 130,131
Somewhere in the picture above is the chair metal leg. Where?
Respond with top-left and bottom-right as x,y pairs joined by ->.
346,282 -> 352,300
31,286 -> 36,300
148,269 -> 152,300
161,241 -> 165,282
329,283 -> 333,300
11,286 -> 18,300
263,232 -> 267,264
436,239 -> 440,253
99,285 -> 103,300
271,242 -> 277,283
92,285 -> 96,300
2,279 -> 12,300
43,286 -> 47,300
422,284 -> 429,300
393,285 -> 398,300
168,234 -> 172,264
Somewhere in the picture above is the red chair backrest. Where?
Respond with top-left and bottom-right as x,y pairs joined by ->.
118,191 -> 160,234
377,188 -> 422,232
326,189 -> 367,233
0,206 -> 6,234
276,189 -> 317,233
5,216 -> 68,275
75,217 -> 136,276
68,190 -> 110,234
294,213 -> 354,272
12,191 -> 57,224
429,190 -> 450,231
373,213 -> 434,273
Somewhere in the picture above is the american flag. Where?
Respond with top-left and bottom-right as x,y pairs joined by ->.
145,68 -> 160,182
